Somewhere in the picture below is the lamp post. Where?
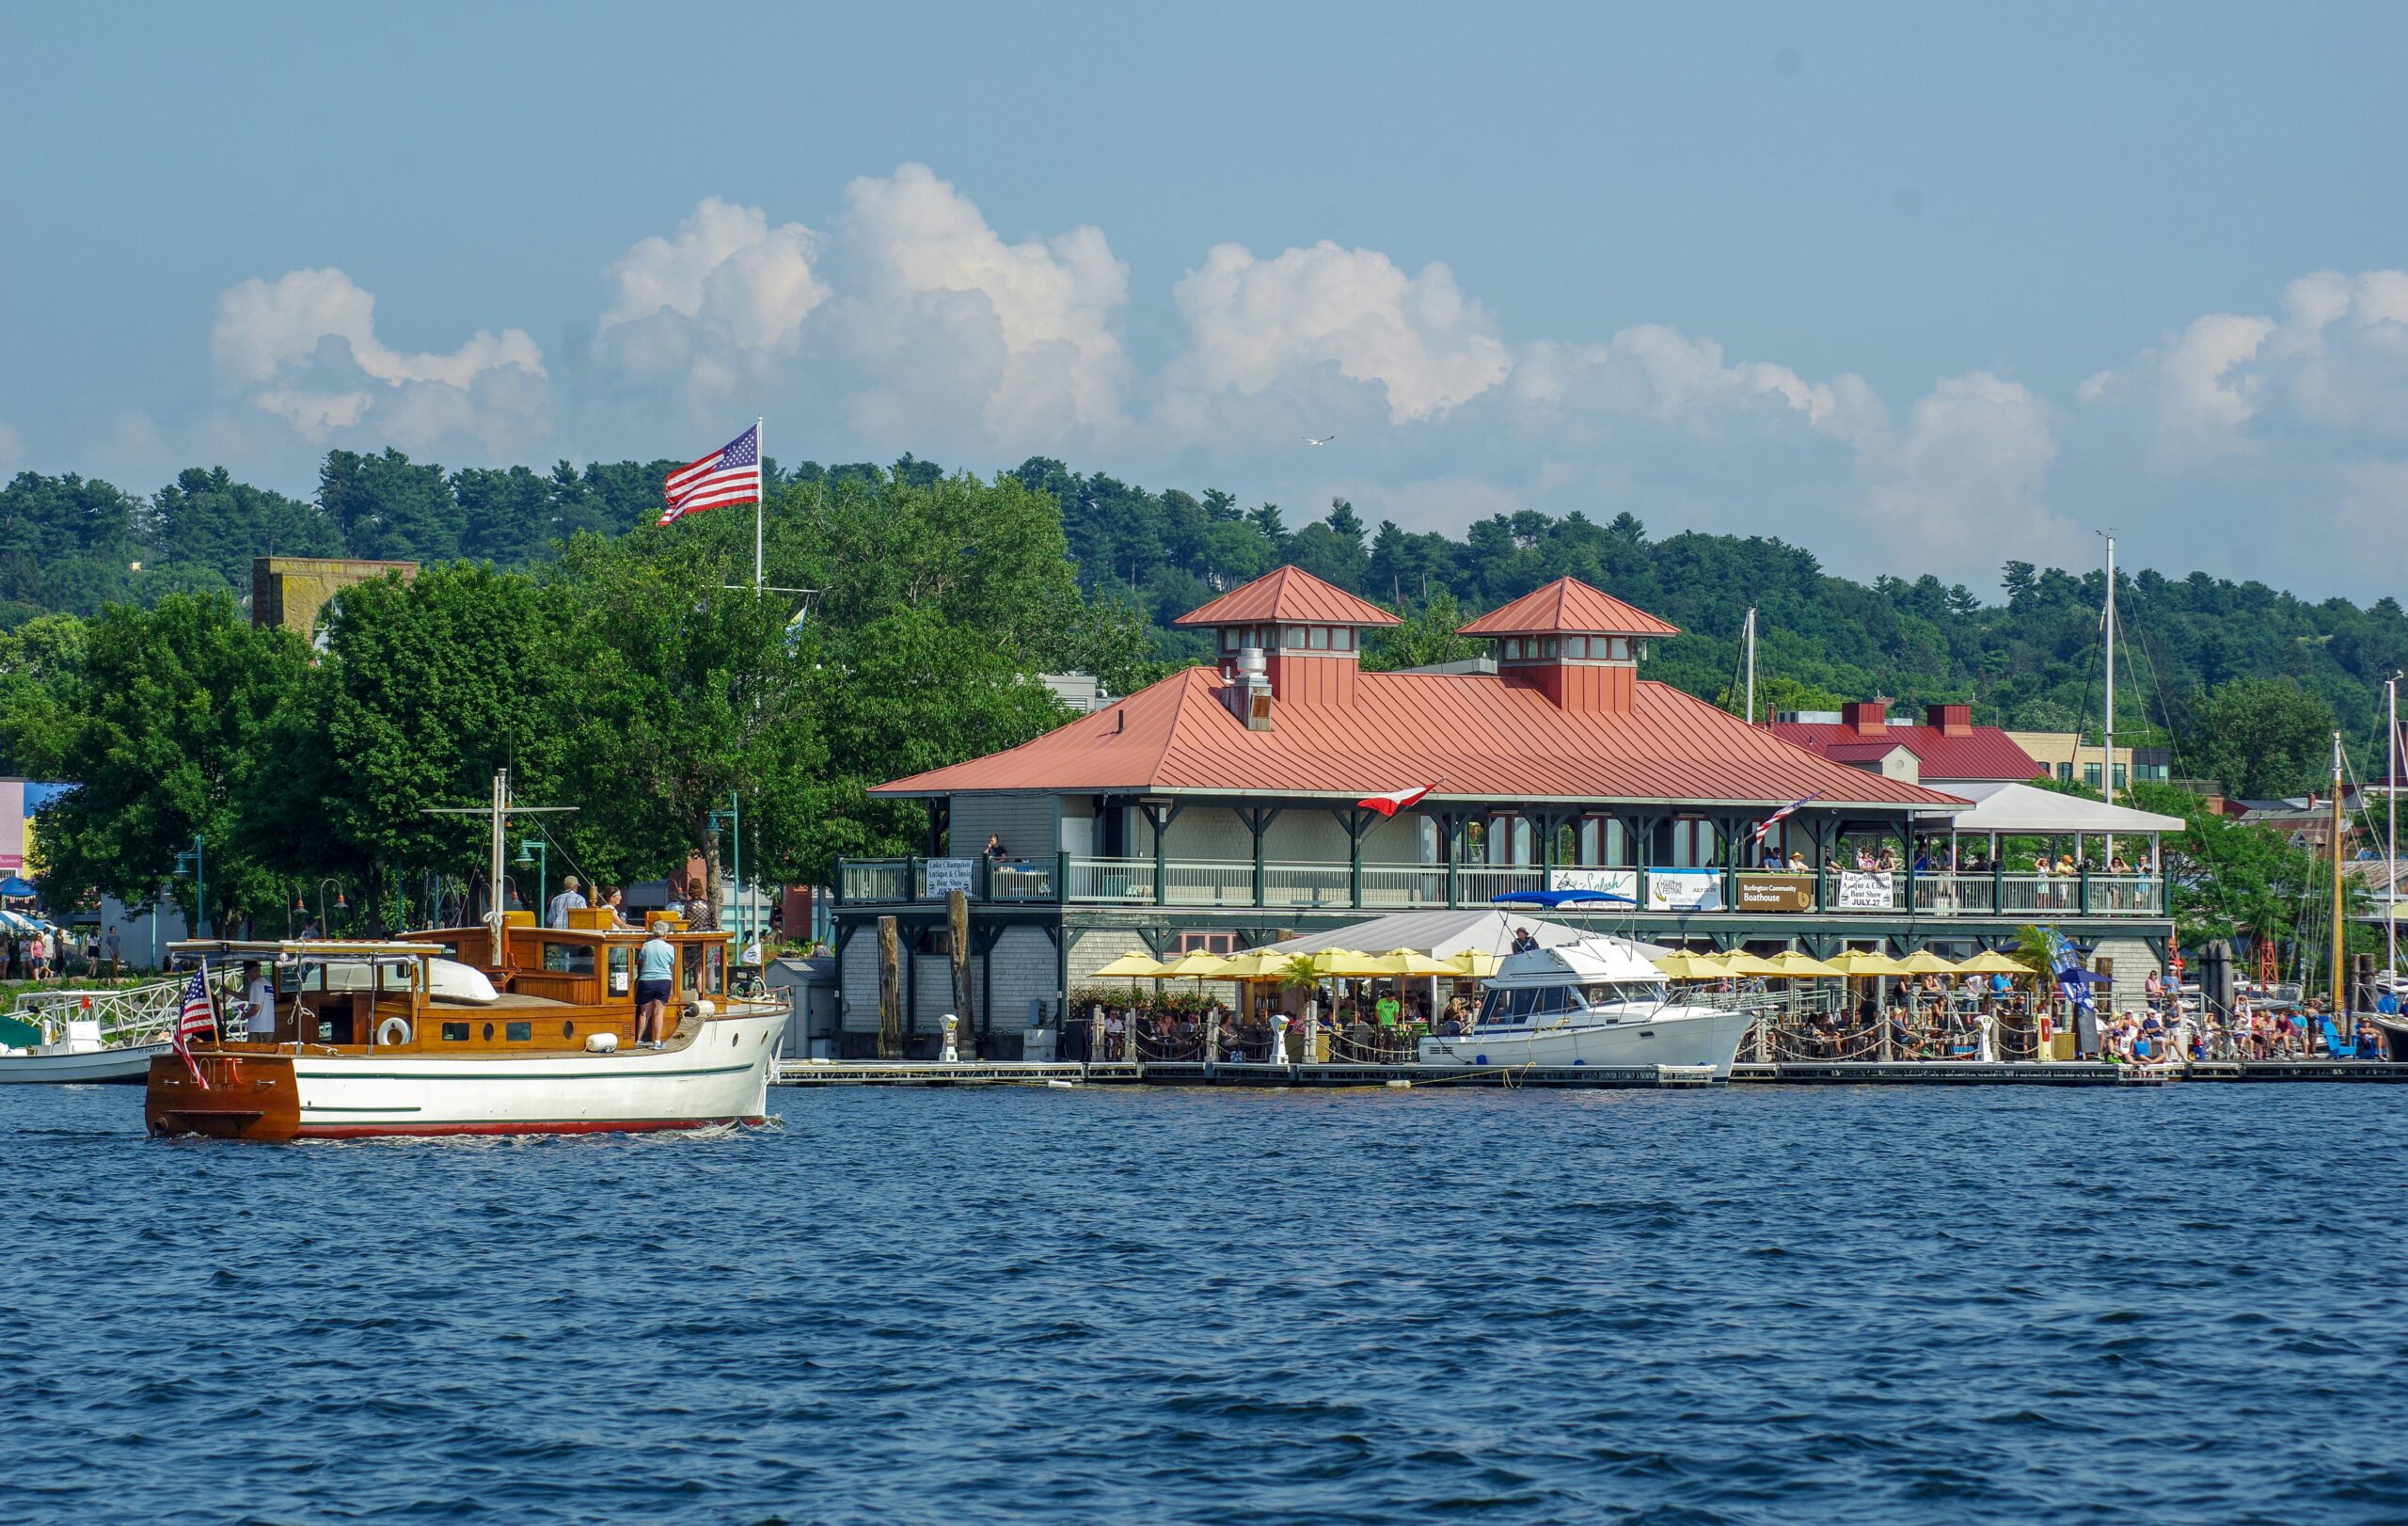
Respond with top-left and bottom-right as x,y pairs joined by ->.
316,879 -> 348,937
173,835 -> 206,940
706,793 -> 742,943
513,837 -> 547,922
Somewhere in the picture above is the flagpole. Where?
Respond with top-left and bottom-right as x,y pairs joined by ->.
754,414 -> 766,593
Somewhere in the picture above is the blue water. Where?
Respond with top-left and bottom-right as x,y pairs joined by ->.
3,1083 -> 2404,1525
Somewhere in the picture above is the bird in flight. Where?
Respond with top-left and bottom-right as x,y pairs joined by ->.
1304,434 -> 1336,447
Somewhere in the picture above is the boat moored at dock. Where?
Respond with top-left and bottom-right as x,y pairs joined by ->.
145,931 -> 786,1141
1416,934 -> 1760,1073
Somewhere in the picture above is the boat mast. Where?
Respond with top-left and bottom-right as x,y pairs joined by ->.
2100,534 -> 2115,806
490,768 -> 509,966
1743,607 -> 1757,724
2390,676 -> 2400,986
2332,730 -> 2347,1019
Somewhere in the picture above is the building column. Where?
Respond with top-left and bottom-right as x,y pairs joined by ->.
1241,805 -> 1279,909
1444,814 -> 1463,909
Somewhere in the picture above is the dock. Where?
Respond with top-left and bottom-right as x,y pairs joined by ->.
775,1057 -> 2408,1089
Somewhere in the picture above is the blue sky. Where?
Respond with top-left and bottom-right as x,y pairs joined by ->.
5,1 -> 2405,599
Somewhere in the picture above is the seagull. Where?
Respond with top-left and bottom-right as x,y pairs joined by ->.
1304,434 -> 1336,447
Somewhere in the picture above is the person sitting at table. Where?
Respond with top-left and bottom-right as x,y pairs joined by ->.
984,834 -> 1007,861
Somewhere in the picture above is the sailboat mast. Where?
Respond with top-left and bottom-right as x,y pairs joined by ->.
2332,731 -> 2347,1018
1743,608 -> 1757,724
2101,534 -> 2115,805
2390,676 -> 2400,986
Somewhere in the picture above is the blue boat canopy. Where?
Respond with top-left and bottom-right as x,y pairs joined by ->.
1491,888 -> 1638,907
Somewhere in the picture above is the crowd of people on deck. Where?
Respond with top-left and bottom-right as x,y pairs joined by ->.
1083,988 -> 1490,1063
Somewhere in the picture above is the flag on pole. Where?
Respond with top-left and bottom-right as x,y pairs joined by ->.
657,423 -> 762,528
1751,792 -> 1820,844
1357,782 -> 1437,818
171,959 -> 215,1089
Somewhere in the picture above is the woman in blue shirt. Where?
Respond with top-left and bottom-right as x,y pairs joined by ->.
635,922 -> 678,1049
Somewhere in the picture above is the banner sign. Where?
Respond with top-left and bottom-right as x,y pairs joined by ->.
1645,869 -> 1723,912
1735,873 -> 1813,913
1835,871 -> 1893,910
923,858 -> 977,897
1546,867 -> 1639,902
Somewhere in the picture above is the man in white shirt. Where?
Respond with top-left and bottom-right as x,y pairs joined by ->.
241,960 -> 277,1041
547,875 -> 587,930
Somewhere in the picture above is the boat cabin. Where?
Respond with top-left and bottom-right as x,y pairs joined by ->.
1473,936 -> 1673,1027
175,925 -> 738,1056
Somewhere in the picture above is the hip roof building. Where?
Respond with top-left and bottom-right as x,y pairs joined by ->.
833,567 -> 2172,1057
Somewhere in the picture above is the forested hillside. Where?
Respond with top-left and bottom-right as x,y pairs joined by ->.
8,448 -> 2404,795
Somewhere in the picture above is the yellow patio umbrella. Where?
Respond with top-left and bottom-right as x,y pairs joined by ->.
1719,950 -> 1786,978
1092,951 -> 1168,979
1895,949 -> 1961,976
1213,949 -> 1293,981
1306,949 -> 1390,978
1156,950 -> 1230,978
1654,951 -> 1735,980
1825,948 -> 1910,978
1956,950 -> 2035,975
1450,949 -> 1502,979
1765,949 -> 1846,978
1378,948 -> 1464,977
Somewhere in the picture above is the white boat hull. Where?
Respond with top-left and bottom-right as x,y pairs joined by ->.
289,1009 -> 785,1137
1418,1006 -> 1756,1074
0,1041 -> 170,1084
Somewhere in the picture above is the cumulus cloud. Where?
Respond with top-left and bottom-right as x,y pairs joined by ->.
595,198 -> 828,402
830,163 -> 1131,443
1168,242 -> 1510,425
211,267 -> 547,452
1846,372 -> 2079,564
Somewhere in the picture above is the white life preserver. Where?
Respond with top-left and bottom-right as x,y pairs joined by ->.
376,1015 -> 413,1047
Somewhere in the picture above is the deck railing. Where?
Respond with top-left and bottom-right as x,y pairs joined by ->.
835,856 -> 2166,915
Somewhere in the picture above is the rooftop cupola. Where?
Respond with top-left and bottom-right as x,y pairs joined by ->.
1174,565 -> 1399,712
1455,577 -> 1680,714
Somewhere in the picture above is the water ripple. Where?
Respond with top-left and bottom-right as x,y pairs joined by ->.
3,1085 -> 2406,1523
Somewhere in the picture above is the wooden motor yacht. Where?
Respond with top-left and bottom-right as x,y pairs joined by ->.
145,922 -> 786,1140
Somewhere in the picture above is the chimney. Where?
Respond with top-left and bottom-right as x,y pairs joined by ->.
1843,700 -> 1888,737
1223,645 -> 1274,731
1926,703 -> 1972,738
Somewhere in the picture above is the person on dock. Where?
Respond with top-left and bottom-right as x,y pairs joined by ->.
634,920 -> 677,1048
546,875 -> 587,930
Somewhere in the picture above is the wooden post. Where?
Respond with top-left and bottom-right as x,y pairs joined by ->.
877,914 -> 903,1058
947,890 -> 974,1058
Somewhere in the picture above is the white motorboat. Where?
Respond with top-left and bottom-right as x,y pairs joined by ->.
0,986 -> 178,1085
1417,935 -> 1759,1073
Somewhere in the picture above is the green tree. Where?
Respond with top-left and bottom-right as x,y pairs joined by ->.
318,448 -> 461,563
2130,782 -> 2330,951
1363,591 -> 1482,672
30,594 -> 309,933
150,467 -> 341,589
2186,677 -> 2337,798
0,613 -> 87,776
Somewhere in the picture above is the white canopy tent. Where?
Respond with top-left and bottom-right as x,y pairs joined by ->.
1257,908 -> 1671,961
1917,781 -> 2185,835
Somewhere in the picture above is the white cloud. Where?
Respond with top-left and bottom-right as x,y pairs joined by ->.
832,163 -> 1130,443
211,267 -> 547,451
1168,241 -> 1511,425
595,199 -> 829,406
1847,372 -> 2079,568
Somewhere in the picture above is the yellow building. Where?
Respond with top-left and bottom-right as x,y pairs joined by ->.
250,556 -> 420,637
2005,732 -> 2172,795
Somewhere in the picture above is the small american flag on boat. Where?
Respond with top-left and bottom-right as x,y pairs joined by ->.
1751,792 -> 1820,845
657,422 -> 762,527
171,960 -> 215,1089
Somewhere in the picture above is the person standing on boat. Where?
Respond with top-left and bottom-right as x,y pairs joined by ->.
680,877 -> 715,932
547,875 -> 587,930
634,920 -> 677,1048
241,960 -> 277,1042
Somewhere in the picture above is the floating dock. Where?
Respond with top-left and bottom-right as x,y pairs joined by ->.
775,1057 -> 2408,1089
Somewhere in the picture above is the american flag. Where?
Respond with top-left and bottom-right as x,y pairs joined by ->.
171,960 -> 214,1089
657,422 -> 762,527
1751,792 -> 1821,845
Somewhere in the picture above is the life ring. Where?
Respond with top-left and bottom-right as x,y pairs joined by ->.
376,1015 -> 413,1047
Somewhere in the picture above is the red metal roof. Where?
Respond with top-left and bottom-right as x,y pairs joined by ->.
1172,565 -> 1401,628
1455,578 -> 1681,638
1767,722 -> 2046,784
873,666 -> 1968,809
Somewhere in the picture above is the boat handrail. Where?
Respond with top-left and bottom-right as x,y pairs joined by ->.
9,979 -> 185,1044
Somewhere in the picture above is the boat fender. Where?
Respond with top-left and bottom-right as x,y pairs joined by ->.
376,1016 -> 413,1047
693,999 -> 717,1018
584,1032 -> 620,1054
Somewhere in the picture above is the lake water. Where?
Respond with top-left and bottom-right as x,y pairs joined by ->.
4,1082 -> 2404,1524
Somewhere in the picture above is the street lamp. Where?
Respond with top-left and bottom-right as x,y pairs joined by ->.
316,879 -> 347,937
172,835 -> 206,940
512,837 -> 547,922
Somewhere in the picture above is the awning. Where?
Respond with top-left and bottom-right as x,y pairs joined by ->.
1913,781 -> 2185,835
0,876 -> 38,898
1256,909 -> 1670,961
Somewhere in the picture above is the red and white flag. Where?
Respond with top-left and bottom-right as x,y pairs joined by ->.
1357,782 -> 1437,818
657,422 -> 762,528
171,959 -> 215,1089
